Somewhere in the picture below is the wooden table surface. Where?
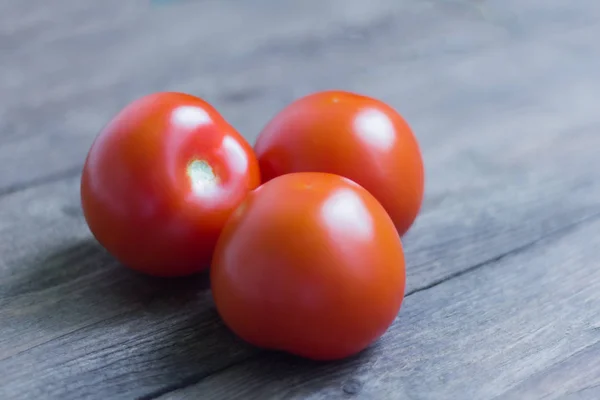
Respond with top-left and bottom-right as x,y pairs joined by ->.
2,1 -> 600,399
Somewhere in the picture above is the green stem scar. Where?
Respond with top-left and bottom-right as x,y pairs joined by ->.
187,160 -> 219,194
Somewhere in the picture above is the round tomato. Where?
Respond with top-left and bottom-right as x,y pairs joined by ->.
80,92 -> 260,276
211,172 -> 406,360
254,90 -> 424,237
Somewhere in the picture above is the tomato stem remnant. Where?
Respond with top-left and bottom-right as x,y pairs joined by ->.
187,159 -> 219,194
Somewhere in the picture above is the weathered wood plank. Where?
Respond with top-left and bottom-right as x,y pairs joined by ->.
0,182 -> 259,399
159,214 -> 600,400
1,0 -> 600,192
0,117 -> 599,399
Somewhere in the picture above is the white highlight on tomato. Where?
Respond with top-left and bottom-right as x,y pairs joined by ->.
171,106 -> 211,128
353,108 -> 396,151
222,135 -> 249,175
321,188 -> 374,240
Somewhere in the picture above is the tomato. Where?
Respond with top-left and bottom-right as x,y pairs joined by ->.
254,90 -> 424,237
80,92 -> 260,277
211,172 -> 406,360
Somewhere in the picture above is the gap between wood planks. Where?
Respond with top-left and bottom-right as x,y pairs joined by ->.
135,209 -> 600,400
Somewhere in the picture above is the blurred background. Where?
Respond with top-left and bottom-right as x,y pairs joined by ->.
6,0 -> 596,198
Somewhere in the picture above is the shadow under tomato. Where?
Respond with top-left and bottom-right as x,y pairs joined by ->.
2,238 -> 378,398
0,239 -> 270,397
4,238 -> 211,316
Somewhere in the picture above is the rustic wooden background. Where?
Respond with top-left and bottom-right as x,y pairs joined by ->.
1,0 -> 600,399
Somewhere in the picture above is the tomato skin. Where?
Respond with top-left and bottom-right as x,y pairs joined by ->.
211,172 -> 406,361
80,92 -> 260,276
254,90 -> 424,237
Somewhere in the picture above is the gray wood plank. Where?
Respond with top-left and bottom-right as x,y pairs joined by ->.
0,117 -> 599,399
159,214 -> 600,400
0,184 -> 259,399
1,0 -> 600,192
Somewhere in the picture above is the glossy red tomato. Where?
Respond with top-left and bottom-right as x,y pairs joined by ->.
81,92 -> 260,276
211,172 -> 406,360
254,90 -> 424,237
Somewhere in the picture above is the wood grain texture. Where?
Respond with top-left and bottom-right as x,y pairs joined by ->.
0,122 -> 598,399
161,215 -> 600,400
1,0 -> 600,399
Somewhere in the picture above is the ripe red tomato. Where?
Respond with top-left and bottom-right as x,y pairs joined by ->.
254,90 -> 424,237
211,172 -> 406,360
80,92 -> 260,276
